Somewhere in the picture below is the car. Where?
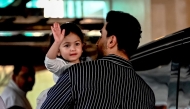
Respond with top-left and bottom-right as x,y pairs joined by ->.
131,27 -> 190,109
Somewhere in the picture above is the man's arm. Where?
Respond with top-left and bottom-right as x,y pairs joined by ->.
40,72 -> 73,109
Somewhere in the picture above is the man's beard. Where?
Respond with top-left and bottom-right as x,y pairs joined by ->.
97,52 -> 104,59
96,46 -> 105,59
24,82 -> 34,92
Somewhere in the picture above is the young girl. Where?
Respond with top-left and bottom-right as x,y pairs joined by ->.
36,22 -> 91,109
45,22 -> 91,77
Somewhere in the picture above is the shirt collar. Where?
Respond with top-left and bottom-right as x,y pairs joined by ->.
8,79 -> 26,96
99,54 -> 133,68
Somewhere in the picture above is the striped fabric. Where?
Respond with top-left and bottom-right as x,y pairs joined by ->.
41,54 -> 155,109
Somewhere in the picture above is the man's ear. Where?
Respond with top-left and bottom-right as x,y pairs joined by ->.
107,35 -> 117,48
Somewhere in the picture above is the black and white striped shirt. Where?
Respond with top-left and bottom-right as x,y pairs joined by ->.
41,54 -> 155,109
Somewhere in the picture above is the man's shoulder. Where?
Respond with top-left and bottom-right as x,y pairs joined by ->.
1,88 -> 18,108
1,86 -> 16,98
61,60 -> 107,75
1,89 -> 26,109
135,75 -> 155,95
68,59 -> 107,69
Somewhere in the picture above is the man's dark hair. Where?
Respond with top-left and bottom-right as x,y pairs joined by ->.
8,106 -> 25,109
13,64 -> 35,75
106,10 -> 142,57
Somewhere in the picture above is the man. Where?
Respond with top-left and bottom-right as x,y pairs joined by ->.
1,64 -> 35,109
41,10 -> 155,109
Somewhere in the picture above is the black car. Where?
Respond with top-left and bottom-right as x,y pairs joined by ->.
131,27 -> 190,109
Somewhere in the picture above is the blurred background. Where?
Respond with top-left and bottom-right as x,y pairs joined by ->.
0,0 -> 190,109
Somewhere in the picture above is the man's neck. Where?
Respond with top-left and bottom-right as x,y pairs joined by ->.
106,51 -> 129,61
114,52 -> 129,60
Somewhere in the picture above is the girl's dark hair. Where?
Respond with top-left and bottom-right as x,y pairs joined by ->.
49,22 -> 87,61
49,22 -> 84,46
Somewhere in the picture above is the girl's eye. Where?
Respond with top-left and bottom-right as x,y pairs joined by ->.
64,45 -> 69,47
76,43 -> 80,46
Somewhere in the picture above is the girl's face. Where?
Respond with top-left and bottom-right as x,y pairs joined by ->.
58,32 -> 83,63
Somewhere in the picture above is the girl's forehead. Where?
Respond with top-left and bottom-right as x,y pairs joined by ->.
62,36 -> 82,44
64,32 -> 81,40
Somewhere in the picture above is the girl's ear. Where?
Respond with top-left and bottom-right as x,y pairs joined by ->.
83,42 -> 86,47
57,50 -> 61,56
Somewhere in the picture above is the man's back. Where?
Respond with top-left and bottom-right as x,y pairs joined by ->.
41,55 -> 155,109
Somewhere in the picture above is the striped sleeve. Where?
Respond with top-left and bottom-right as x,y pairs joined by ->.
40,72 -> 73,109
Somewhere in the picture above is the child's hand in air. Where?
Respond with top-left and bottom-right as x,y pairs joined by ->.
51,22 -> 65,43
